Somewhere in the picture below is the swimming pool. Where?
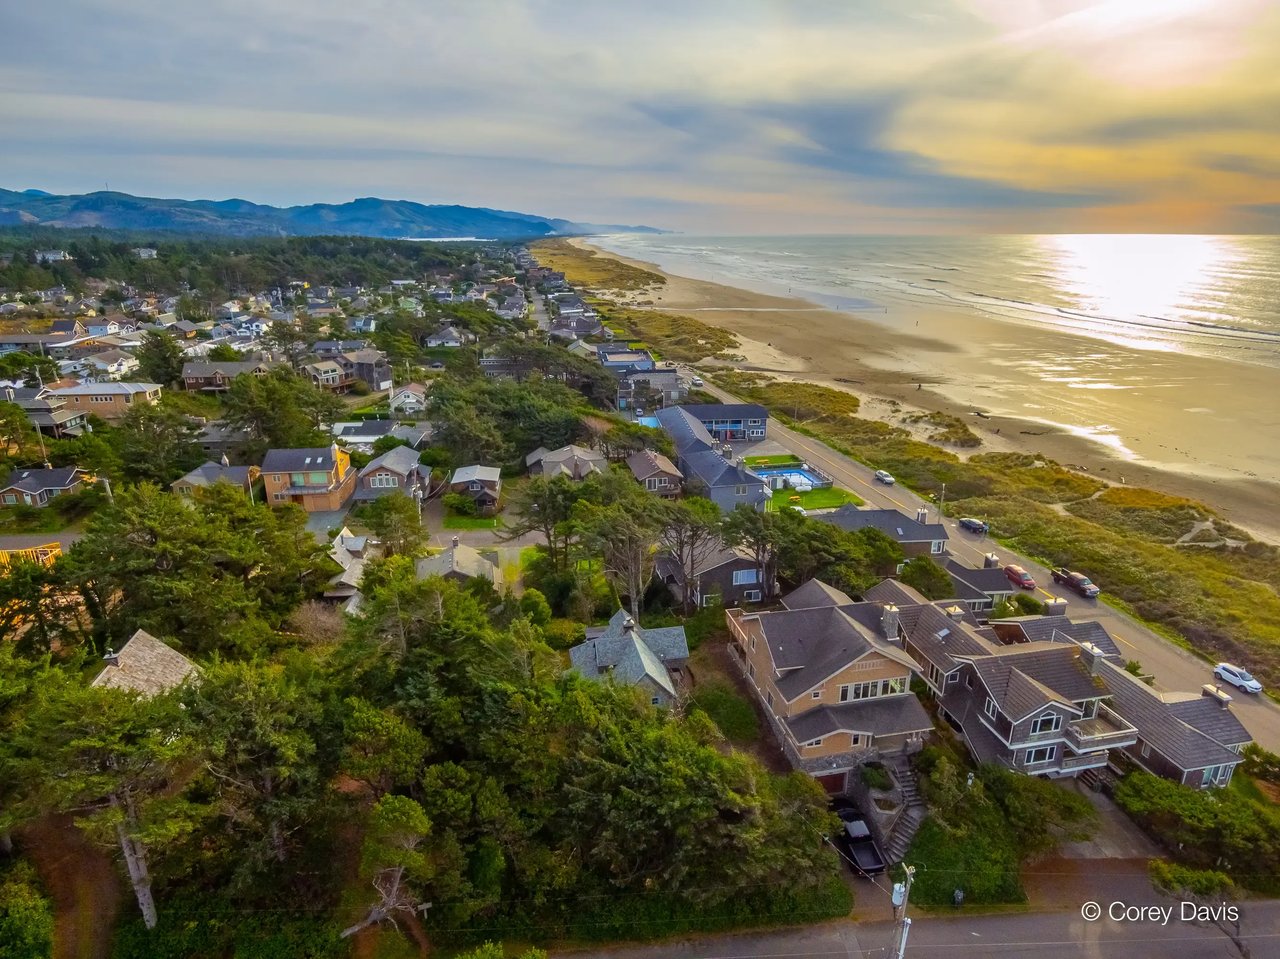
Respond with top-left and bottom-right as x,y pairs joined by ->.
751,465 -> 832,489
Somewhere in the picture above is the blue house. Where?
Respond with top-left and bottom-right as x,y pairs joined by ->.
654,406 -> 770,513
678,403 -> 768,441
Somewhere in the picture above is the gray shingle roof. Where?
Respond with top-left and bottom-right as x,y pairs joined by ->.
569,609 -> 689,696
780,578 -> 854,610
451,465 -> 501,485
654,406 -> 716,455
2,467 -> 84,495
91,629 -> 198,698
818,506 -> 949,544
1099,659 -> 1249,770
677,403 -> 769,422
182,360 -> 276,378
261,446 -> 340,473
863,579 -> 932,606
755,605 -> 920,700
626,448 -> 681,482
525,444 -> 606,479
359,444 -> 421,479
960,643 -> 1105,721
994,617 -> 1123,660
900,603 -> 995,672
415,545 -> 497,583
785,694 -> 934,742
171,461 -> 253,489
944,560 -> 1015,597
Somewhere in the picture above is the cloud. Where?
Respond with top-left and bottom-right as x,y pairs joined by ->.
1,0 -> 1279,232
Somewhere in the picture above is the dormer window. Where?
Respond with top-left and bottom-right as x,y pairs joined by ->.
1031,712 -> 1062,735
983,697 -> 997,720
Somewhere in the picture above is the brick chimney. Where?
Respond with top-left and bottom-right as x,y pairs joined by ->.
1078,641 -> 1103,675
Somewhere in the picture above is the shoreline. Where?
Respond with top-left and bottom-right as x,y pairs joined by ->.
568,238 -> 1280,545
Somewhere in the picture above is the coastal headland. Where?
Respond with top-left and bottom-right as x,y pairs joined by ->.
564,237 -> 1280,546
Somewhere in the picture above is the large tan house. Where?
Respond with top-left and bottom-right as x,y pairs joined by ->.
45,382 -> 162,422
260,445 -> 356,511
726,578 -> 933,794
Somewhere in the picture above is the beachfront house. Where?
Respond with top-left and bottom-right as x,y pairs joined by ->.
654,406 -> 770,512
679,403 -> 769,442
817,506 -> 949,558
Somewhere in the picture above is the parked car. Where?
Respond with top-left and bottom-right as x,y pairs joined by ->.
828,799 -> 886,876
690,376 -> 704,387
1214,663 -> 1263,694
1051,567 -> 1100,598
1004,564 -> 1036,590
958,517 -> 989,534
873,470 -> 895,485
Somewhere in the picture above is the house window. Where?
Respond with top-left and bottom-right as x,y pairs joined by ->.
747,418 -> 762,426
1204,765 -> 1230,786
931,540 -> 944,554
748,662 -> 755,679
651,696 -> 661,706
290,472 -> 306,487
743,589 -> 761,602
838,684 -> 850,702
469,481 -> 482,491
882,677 -> 907,695
309,471 -> 328,485
273,491 -> 289,502
735,484 -> 748,496
1,493 -> 15,505
983,697 -> 997,720
851,734 -> 862,747
1140,742 -> 1150,759
1031,712 -> 1062,736
927,664 -> 941,687
804,738 -> 823,748
842,681 -> 882,702
732,568 -> 760,586
370,474 -> 399,488
701,593 -> 716,607
1025,745 -> 1056,765
946,672 -> 959,685
811,690 -> 822,700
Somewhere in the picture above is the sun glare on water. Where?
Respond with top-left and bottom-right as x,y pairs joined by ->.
1036,234 -> 1240,349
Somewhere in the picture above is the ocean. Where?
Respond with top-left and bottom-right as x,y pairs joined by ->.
589,233 -> 1280,502
592,233 -> 1280,371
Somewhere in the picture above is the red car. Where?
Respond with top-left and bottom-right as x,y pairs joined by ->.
1004,564 -> 1036,590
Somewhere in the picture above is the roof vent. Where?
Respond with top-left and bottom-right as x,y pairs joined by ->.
622,615 -> 636,632
102,647 -> 119,668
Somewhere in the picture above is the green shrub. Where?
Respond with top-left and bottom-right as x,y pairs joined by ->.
689,681 -> 759,744
861,763 -> 893,791
519,588 -> 553,626
0,861 -> 53,959
540,617 -> 584,649
443,492 -> 478,517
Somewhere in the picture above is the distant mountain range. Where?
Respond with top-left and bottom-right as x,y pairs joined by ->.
0,188 -> 665,239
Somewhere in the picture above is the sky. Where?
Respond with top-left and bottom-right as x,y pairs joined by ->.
4,0 -> 1280,234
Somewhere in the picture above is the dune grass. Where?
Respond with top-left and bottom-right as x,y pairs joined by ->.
529,238 -> 665,292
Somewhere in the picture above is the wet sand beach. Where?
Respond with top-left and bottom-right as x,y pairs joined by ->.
571,239 -> 1280,544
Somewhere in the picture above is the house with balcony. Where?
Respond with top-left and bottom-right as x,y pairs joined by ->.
617,368 -> 683,411
940,641 -> 1138,778
45,382 -> 162,422
679,403 -> 769,442
260,445 -> 356,511
725,580 -> 933,794
654,406 -> 770,513
8,386 -> 88,437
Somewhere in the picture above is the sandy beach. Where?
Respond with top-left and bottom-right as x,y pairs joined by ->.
570,238 -> 1280,544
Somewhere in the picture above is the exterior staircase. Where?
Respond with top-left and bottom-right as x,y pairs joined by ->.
884,756 -> 927,863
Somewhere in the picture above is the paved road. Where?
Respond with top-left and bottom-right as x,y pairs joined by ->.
555,899 -> 1280,959
695,376 -> 1280,752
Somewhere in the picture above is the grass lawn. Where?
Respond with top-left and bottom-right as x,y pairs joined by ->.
689,681 -> 760,745
443,512 -> 498,530
769,486 -> 861,511
743,453 -> 803,467
0,507 -> 71,534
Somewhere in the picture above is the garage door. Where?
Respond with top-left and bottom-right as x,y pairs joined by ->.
815,772 -> 847,795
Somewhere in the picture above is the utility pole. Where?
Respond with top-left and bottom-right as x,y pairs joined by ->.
891,865 -> 916,959
938,483 -> 947,513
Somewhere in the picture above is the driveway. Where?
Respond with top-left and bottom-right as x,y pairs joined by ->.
697,376 -> 1280,753
304,508 -> 351,542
